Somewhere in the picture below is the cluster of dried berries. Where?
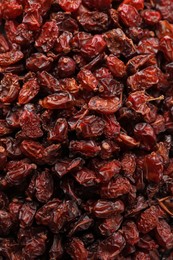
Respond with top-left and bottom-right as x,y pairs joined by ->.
0,0 -> 173,259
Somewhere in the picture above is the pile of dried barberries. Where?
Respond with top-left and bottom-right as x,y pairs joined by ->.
0,0 -> 173,259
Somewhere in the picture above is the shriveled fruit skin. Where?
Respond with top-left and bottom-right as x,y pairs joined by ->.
0,0 -> 172,259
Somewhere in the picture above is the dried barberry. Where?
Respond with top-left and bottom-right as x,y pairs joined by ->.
0,0 -> 172,258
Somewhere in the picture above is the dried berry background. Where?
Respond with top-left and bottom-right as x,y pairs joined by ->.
0,0 -> 173,259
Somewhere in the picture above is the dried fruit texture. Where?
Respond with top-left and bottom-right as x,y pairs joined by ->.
104,115 -> 120,139
88,96 -> 121,114
106,54 -> 126,78
36,199 -> 80,233
126,54 -> 156,74
103,28 -> 135,57
77,69 -> 99,92
19,202 -> 37,228
121,153 -> 136,176
92,200 -> 124,218
118,4 -> 142,27
18,78 -> 40,104
48,118 -> 68,142
127,66 -> 159,91
97,160 -> 121,182
0,34 -> 10,53
155,219 -> 173,249
0,0 -> 172,258
156,0 -> 173,23
40,92 -> 74,109
126,90 -> 163,116
137,206 -> 159,234
121,0 -> 144,11
141,10 -> 161,25
81,35 -> 106,59
97,232 -> 126,259
76,115 -> 105,138
83,0 -> 111,11
100,177 -> 131,199
73,168 -> 99,187
49,235 -> 64,259
0,73 -> 20,103
160,36 -> 173,61
70,140 -> 101,157
66,237 -> 88,260
98,215 -> 123,236
137,37 -> 159,54
122,221 -> 139,245
19,110 -> 43,139
134,123 -> 157,151
78,11 -> 109,33
34,170 -> 54,203
57,0 -> 82,12
0,50 -> 24,67
35,21 -> 59,52
57,56 -> 76,78
2,1 -> 22,20
2,160 -> 36,187
144,152 -> 164,183
26,53 -> 53,71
